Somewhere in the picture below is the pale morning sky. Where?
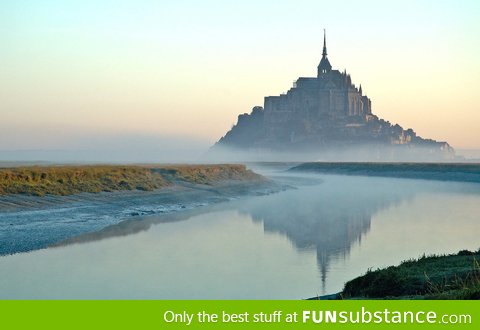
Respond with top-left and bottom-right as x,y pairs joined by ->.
1,0 -> 479,157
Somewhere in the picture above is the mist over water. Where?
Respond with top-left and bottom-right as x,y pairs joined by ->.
206,144 -> 466,163
1,129 -> 478,164
1,172 -> 479,299
0,133 -> 211,164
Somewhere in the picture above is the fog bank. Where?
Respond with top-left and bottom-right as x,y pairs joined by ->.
0,133 -> 211,164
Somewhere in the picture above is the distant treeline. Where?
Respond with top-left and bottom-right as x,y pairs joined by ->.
0,164 -> 261,196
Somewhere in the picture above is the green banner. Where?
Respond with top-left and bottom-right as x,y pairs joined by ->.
1,300 -> 478,329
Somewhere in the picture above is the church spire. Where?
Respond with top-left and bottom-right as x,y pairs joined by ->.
318,29 -> 332,76
322,29 -> 327,57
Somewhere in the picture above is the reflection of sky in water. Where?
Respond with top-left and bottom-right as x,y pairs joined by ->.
0,175 -> 479,299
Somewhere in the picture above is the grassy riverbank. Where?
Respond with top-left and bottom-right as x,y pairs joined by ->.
0,164 -> 262,196
290,162 -> 480,183
341,250 -> 480,299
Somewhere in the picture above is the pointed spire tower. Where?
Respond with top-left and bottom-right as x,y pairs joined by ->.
322,29 -> 328,57
318,29 -> 332,76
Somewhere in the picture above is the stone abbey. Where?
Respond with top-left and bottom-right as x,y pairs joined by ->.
265,30 -> 371,134
215,31 -> 454,160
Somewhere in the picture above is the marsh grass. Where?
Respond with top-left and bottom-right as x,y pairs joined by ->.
0,164 -> 261,196
290,162 -> 480,183
342,249 -> 480,299
425,255 -> 480,299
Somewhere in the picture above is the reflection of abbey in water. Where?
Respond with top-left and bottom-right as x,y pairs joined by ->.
238,177 -> 415,291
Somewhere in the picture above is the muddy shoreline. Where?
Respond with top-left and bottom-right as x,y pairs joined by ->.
0,179 -> 284,256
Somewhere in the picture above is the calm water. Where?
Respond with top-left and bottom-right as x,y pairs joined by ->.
0,173 -> 479,299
